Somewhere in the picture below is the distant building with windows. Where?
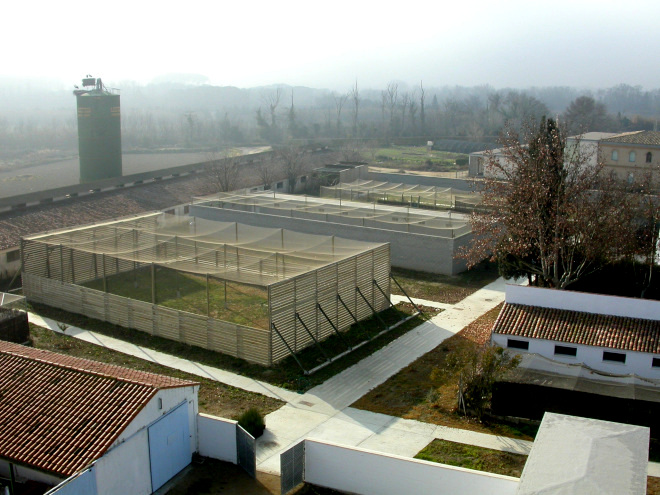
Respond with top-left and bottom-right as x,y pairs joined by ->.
599,130 -> 660,183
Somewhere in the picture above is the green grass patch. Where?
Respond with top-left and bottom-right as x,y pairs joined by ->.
29,301 -> 430,393
415,439 -> 527,477
391,262 -> 499,304
83,267 -> 269,329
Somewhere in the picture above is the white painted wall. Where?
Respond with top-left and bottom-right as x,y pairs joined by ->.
506,284 -> 660,321
116,386 -> 199,456
197,414 -> 238,463
492,334 -> 660,380
303,439 -> 519,495
94,429 -> 152,495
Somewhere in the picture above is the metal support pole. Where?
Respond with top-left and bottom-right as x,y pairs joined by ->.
102,254 -> 107,292
296,313 -> 331,361
356,287 -> 387,329
206,273 -> 210,316
373,279 -> 395,309
60,244 -> 64,282
151,263 -> 156,304
271,323 -> 307,374
390,274 -> 423,315
317,303 -> 351,350
337,294 -> 359,325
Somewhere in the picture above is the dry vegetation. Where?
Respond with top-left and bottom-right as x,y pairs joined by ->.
28,324 -> 283,420
351,304 -> 535,439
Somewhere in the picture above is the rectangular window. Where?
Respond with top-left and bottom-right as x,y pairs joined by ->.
276,182 -> 283,189
6,250 -> 20,263
300,176 -> 307,183
507,339 -> 529,350
603,351 -> 626,363
652,357 -> 660,368
555,345 -> 577,357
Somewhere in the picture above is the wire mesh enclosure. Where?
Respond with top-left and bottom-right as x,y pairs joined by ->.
193,190 -> 471,239
320,179 -> 483,212
21,213 -> 391,366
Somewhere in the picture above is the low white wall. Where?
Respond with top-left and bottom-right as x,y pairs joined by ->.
303,439 -> 518,495
506,284 -> 660,320
94,429 -> 152,495
493,334 -> 660,380
197,413 -> 238,464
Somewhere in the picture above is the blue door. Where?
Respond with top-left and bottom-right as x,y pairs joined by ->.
148,401 -> 191,492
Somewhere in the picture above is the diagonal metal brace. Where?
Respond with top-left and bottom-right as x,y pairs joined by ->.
390,273 -> 423,315
271,322 -> 308,375
296,312 -> 331,362
356,287 -> 387,329
317,303 -> 352,351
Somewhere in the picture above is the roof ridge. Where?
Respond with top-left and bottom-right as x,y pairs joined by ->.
0,341 -> 198,389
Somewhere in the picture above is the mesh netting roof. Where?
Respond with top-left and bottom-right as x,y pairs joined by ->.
193,191 -> 471,237
320,179 -> 482,207
25,213 -> 386,286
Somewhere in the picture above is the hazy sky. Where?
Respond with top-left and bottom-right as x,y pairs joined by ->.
4,0 -> 659,91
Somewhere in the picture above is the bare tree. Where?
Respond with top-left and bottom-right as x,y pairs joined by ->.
256,152 -> 277,190
461,117 -> 636,289
205,150 -> 242,192
277,145 -> 308,193
350,80 -> 360,137
419,81 -> 426,136
386,82 -> 398,133
333,92 -> 349,136
262,88 -> 282,128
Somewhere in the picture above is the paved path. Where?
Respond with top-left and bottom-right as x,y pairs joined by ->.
28,279 -> 659,477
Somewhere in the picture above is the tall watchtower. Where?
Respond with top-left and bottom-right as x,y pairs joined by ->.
73,76 -> 122,183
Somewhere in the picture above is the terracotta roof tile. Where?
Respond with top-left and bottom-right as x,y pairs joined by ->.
0,341 -> 198,477
492,303 -> 660,354
601,130 -> 660,146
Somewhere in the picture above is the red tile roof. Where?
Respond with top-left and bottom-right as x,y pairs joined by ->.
0,341 -> 198,477
492,303 -> 660,354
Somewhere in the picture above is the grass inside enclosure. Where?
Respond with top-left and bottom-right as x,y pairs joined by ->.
83,266 -> 269,329
415,439 -> 527,478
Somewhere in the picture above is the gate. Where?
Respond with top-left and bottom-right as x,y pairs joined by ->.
148,402 -> 191,491
236,424 -> 256,478
280,440 -> 305,494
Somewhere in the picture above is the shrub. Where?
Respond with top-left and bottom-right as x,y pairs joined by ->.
455,157 -> 468,167
238,407 -> 266,438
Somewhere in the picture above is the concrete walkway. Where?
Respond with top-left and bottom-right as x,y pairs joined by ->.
27,280 -> 660,477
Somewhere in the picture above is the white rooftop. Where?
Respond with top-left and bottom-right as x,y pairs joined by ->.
517,412 -> 649,495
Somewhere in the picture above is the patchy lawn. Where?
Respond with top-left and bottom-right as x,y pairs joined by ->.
391,263 -> 499,305
29,324 -> 283,420
351,304 -> 535,440
415,439 -> 526,478
29,301 -> 430,393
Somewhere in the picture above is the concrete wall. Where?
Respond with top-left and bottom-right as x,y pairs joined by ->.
303,439 -> 519,495
111,387 -> 199,457
506,284 -> 660,321
94,429 -> 152,495
197,414 -> 238,464
190,205 -> 469,275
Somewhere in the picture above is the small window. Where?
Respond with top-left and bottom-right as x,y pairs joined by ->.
611,150 -> 618,161
652,357 -> 660,368
300,176 -> 307,183
646,152 -> 653,163
507,339 -> 529,350
6,250 -> 20,263
555,345 -> 577,357
276,182 -> 283,189
603,351 -> 626,363
629,151 -> 636,162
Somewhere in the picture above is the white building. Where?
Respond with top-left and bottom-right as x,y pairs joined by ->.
0,341 -> 199,494
491,285 -> 660,380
